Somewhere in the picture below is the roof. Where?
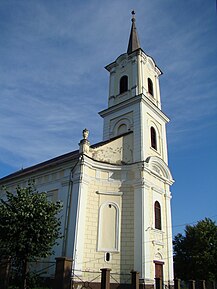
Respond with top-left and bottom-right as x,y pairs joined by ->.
0,150 -> 80,183
127,11 -> 141,54
0,132 -> 133,183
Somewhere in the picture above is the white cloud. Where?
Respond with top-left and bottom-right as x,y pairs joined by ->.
0,0 -> 216,175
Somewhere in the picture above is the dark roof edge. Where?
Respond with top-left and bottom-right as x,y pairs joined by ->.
0,132 -> 133,183
0,150 -> 79,183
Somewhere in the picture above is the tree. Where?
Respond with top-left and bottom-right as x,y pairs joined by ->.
0,181 -> 62,289
173,218 -> 217,280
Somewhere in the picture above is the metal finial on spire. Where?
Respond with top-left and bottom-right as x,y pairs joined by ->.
127,10 -> 141,54
131,10 -> 136,22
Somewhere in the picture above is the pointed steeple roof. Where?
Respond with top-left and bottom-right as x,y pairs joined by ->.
127,11 -> 141,54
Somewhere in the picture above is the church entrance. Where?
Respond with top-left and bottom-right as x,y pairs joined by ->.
155,262 -> 164,289
155,262 -> 163,278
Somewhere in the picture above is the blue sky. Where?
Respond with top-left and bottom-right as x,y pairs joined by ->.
0,0 -> 216,236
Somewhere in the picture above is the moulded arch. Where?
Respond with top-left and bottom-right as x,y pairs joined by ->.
112,117 -> 133,136
155,252 -> 163,261
147,56 -> 156,70
117,124 -> 127,135
149,121 -> 160,136
99,201 -> 120,212
146,55 -> 162,76
145,156 -> 173,183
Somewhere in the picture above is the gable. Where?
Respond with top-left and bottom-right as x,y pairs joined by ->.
90,132 -> 133,164
145,156 -> 174,184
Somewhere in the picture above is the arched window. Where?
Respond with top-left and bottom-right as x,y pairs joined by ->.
98,202 -> 119,251
120,75 -> 128,94
154,201 -> 161,230
148,78 -> 154,96
151,126 -> 157,150
117,124 -> 127,135
112,117 -> 132,137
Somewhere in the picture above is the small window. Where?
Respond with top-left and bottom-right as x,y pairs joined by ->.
151,127 -> 157,150
120,75 -> 128,94
154,201 -> 161,230
148,78 -> 154,96
105,252 -> 111,262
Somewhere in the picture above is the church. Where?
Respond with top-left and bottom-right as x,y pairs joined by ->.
0,12 -> 174,287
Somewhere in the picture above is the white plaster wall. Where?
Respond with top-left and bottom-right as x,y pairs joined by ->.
90,133 -> 133,164
74,157 -> 135,282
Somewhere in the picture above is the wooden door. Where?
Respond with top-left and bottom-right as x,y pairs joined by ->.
155,263 -> 163,279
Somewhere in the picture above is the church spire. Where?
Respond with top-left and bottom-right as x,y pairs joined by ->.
127,11 -> 141,54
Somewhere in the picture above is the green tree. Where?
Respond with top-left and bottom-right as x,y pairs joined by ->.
0,181 -> 62,289
173,218 -> 217,280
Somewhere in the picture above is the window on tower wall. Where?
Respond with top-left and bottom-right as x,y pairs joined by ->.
148,78 -> 154,96
119,75 -> 128,94
154,201 -> 162,230
151,126 -> 157,150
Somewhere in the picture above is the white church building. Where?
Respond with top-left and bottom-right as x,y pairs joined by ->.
0,13 -> 174,287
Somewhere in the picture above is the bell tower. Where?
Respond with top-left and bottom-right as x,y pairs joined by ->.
99,12 -> 170,165
99,11 -> 174,285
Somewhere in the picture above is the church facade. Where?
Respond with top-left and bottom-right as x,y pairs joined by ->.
0,14 -> 174,287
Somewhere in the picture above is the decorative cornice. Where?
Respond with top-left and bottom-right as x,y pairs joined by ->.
96,191 -> 123,196
99,93 -> 169,123
151,186 -> 164,195
132,179 -> 151,189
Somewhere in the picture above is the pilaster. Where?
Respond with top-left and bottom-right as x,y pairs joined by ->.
133,178 -> 152,280
165,191 -> 174,283
71,155 -> 89,273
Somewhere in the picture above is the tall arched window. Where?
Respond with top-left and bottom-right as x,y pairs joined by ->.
151,126 -> 157,150
148,78 -> 154,96
98,202 -> 119,251
120,75 -> 128,94
154,201 -> 161,230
